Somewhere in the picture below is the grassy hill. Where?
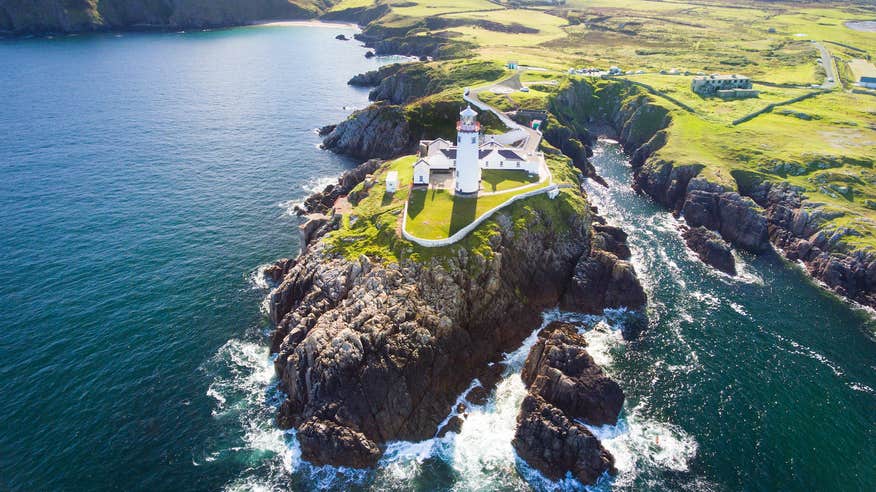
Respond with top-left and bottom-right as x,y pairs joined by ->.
327,0 -> 876,253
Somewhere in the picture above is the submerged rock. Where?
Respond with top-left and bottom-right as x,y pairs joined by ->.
682,225 -> 736,275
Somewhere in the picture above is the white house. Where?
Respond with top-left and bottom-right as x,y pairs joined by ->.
413,159 -> 430,185
385,171 -> 399,193
414,104 -> 544,194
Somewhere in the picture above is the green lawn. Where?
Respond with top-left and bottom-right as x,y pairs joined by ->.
405,181 -> 548,240
481,169 -> 540,192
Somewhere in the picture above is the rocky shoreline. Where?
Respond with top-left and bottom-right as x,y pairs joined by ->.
265,169 -> 645,475
552,79 -> 876,309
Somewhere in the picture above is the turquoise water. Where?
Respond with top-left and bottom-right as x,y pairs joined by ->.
1,26 -> 874,492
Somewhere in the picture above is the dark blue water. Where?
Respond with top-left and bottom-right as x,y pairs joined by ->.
1,27 -> 874,492
0,24 -> 392,490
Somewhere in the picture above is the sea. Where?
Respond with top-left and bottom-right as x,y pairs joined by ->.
0,23 -> 873,492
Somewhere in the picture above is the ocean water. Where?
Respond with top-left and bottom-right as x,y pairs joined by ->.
1,26 -> 875,492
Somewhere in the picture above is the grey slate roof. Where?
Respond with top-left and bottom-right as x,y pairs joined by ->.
498,149 -> 526,160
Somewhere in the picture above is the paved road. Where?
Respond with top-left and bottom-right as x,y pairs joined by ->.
814,41 -> 838,89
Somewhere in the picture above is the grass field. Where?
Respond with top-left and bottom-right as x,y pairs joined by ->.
325,0 -> 876,251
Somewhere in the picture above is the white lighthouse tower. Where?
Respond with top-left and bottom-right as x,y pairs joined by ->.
454,105 -> 481,194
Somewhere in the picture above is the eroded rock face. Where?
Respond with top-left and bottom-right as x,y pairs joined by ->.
681,225 -> 736,276
513,395 -> 615,485
681,178 -> 770,253
520,322 -> 624,427
322,104 -> 412,160
297,418 -> 382,468
269,202 -> 598,467
296,159 -> 383,216
561,249 -> 646,315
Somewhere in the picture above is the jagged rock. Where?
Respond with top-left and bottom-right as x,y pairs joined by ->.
298,159 -> 383,215
592,224 -> 631,260
335,34 -> 349,41
298,215 -> 339,253
269,203 -> 604,467
317,124 -> 336,136
264,258 -> 295,285
348,63 -> 405,87
681,226 -> 736,275
364,50 -> 376,58
562,249 -> 646,315
437,416 -> 464,437
681,178 -> 770,252
297,418 -> 382,468
465,386 -> 490,406
520,322 -> 624,427
322,104 -> 411,159
512,395 -> 616,485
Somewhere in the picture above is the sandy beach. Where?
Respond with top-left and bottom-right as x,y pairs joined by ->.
249,19 -> 359,29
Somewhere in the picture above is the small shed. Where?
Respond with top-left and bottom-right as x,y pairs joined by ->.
385,171 -> 399,193
413,159 -> 430,185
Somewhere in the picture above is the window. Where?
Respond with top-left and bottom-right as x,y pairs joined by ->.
471,136 -> 476,144
457,136 -> 461,144
516,162 -> 520,168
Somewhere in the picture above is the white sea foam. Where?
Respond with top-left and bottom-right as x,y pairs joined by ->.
584,404 -> 698,487
248,263 -> 272,290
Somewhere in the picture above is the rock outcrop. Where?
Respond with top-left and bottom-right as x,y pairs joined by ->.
520,322 -> 624,427
322,104 -> 412,160
514,395 -> 615,485
561,235 -> 646,317
681,225 -> 736,275
296,159 -> 383,215
269,196 -> 600,467
512,322 -> 621,485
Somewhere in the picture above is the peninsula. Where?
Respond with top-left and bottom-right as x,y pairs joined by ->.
261,0 -> 876,484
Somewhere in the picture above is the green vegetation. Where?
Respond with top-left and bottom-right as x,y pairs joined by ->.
323,153 -> 581,263
481,169 -> 539,192
325,0 -> 876,254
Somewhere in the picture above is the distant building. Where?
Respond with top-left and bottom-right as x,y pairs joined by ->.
608,66 -> 622,75
850,59 -> 876,88
507,61 -> 519,70
692,74 -> 754,96
385,171 -> 399,193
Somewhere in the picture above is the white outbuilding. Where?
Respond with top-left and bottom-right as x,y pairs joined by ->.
385,171 -> 399,193
413,159 -> 430,185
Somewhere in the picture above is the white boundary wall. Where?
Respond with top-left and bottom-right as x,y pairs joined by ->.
402,184 -> 559,247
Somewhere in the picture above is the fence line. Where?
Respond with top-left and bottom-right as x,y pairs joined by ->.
402,184 -> 559,247
731,90 -> 826,125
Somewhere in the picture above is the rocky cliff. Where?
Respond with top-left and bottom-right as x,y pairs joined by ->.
0,0 -> 324,34
551,78 -> 876,308
322,94 -> 505,160
265,155 -> 646,469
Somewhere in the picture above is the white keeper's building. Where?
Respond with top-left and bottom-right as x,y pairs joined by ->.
413,105 -> 542,194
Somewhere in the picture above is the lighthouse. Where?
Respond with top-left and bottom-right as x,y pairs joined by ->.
454,105 -> 481,194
